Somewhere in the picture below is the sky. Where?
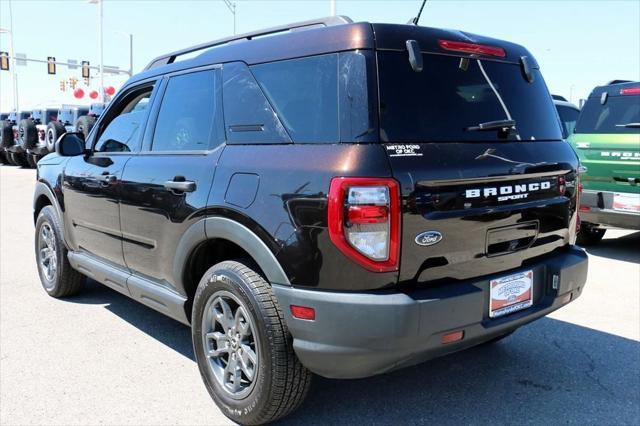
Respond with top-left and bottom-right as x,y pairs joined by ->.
1,0 -> 639,111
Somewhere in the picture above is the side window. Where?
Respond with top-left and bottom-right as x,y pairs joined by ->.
251,54 -> 339,143
151,69 -> 224,152
222,62 -> 291,144
94,86 -> 154,153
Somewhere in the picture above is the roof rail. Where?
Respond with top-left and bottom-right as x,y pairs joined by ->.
551,94 -> 568,102
144,15 -> 354,71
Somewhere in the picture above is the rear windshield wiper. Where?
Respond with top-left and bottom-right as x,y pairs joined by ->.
616,123 -> 640,128
465,119 -> 516,133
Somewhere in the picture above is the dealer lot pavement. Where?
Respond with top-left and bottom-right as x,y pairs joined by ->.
1,165 -> 639,425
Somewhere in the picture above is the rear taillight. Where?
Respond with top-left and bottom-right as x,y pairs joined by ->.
620,87 -> 640,95
328,177 -> 400,272
576,170 -> 584,233
438,39 -> 506,58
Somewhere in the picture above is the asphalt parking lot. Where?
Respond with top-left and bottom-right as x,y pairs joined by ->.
1,164 -> 639,425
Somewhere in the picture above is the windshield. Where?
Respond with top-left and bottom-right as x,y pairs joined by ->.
556,105 -> 580,138
574,95 -> 640,134
377,52 -> 562,142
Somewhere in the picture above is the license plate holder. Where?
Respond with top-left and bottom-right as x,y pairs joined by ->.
489,270 -> 533,318
613,193 -> 640,213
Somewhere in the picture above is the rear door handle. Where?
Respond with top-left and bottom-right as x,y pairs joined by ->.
164,178 -> 196,193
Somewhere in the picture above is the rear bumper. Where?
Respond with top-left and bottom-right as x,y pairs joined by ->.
273,246 -> 588,379
580,190 -> 640,230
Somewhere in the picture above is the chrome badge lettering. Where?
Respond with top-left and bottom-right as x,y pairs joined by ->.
465,181 -> 552,202
415,231 -> 443,247
600,151 -> 640,160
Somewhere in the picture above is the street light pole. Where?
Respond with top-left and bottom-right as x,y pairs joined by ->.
330,0 -> 336,16
1,0 -> 19,111
88,0 -> 104,101
222,0 -> 237,35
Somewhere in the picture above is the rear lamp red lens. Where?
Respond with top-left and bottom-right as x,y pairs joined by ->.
290,305 -> 315,321
438,39 -> 506,58
620,87 -> 640,95
347,205 -> 389,224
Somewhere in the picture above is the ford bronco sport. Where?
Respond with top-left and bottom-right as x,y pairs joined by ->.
569,81 -> 640,244
33,17 -> 588,424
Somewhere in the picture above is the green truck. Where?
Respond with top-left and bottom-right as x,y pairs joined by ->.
569,81 -> 640,244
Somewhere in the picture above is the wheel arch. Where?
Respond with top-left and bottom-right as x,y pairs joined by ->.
176,216 -> 290,322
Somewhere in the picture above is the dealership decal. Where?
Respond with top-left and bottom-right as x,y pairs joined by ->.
386,144 -> 423,157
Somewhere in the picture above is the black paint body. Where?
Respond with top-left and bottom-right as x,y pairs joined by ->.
34,21 -> 581,304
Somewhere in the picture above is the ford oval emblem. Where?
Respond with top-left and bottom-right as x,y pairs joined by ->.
415,231 -> 442,247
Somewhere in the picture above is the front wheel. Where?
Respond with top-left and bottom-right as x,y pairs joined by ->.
192,260 -> 311,425
35,206 -> 85,297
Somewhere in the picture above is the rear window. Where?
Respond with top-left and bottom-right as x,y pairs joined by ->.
574,95 -> 640,134
556,105 -> 580,138
377,52 -> 562,142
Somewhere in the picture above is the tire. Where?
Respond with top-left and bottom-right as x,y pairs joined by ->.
192,260 -> 312,425
34,206 -> 85,297
0,150 -> 9,165
27,153 -> 38,168
75,115 -> 96,140
46,121 -> 66,153
6,151 -> 19,166
19,118 -> 38,150
0,120 -> 13,149
9,152 -> 28,167
577,225 -> 606,246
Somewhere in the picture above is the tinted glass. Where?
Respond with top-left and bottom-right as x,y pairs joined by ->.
152,69 -> 224,151
222,62 -> 290,144
252,54 -> 339,143
574,95 -> 640,134
556,105 -> 580,138
377,52 -> 562,142
95,88 -> 153,152
0,114 -> 8,121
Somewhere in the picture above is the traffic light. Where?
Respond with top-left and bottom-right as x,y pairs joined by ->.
47,56 -> 56,75
0,52 -> 9,71
82,61 -> 90,79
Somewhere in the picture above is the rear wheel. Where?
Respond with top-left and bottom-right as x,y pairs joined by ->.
192,260 -> 311,425
0,120 -> 12,150
9,152 -> 28,167
34,206 -> 85,297
46,121 -> 66,153
0,151 -> 9,164
19,118 -> 38,150
577,224 -> 606,246
27,153 -> 38,168
75,115 -> 96,140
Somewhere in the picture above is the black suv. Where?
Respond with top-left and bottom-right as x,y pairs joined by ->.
34,17 -> 588,425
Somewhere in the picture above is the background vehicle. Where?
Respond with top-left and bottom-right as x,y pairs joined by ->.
0,112 -> 10,164
21,107 -> 59,167
2,110 -> 32,167
569,81 -> 640,244
42,105 -> 90,157
553,96 -> 581,138
75,102 -> 106,139
34,17 -> 587,424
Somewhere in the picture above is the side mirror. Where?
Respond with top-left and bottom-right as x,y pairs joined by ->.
55,132 -> 86,156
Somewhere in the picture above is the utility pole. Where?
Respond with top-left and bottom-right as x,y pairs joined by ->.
222,1 -> 237,35
88,0 -> 104,101
0,0 -> 19,111
330,0 -> 336,16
